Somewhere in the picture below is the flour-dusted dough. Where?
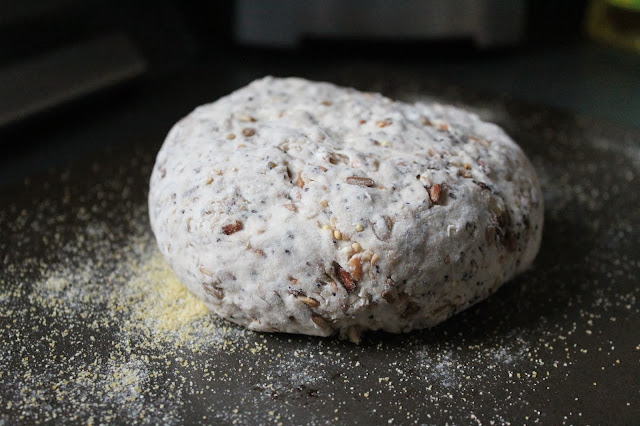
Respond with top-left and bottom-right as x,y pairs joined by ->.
149,77 -> 543,341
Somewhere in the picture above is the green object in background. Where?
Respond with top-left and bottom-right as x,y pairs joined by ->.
587,0 -> 640,52
606,0 -> 640,11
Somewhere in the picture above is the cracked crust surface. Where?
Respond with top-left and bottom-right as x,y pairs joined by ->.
148,77 -> 543,341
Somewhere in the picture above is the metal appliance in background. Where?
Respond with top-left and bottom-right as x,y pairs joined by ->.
234,0 -> 526,48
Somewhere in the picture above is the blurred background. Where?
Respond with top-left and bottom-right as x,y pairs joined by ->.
0,0 -> 638,185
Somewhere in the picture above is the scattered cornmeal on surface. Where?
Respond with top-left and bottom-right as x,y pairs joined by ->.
12,218 -> 249,424
126,252 -> 209,332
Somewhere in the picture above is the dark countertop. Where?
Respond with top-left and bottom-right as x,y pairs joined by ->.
1,44 -> 639,424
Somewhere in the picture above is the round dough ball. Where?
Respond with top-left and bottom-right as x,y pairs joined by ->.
149,77 -> 543,342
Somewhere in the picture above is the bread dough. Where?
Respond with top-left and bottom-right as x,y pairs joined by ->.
148,77 -> 543,341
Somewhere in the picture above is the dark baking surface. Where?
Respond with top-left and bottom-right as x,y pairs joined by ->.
1,65 -> 639,425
